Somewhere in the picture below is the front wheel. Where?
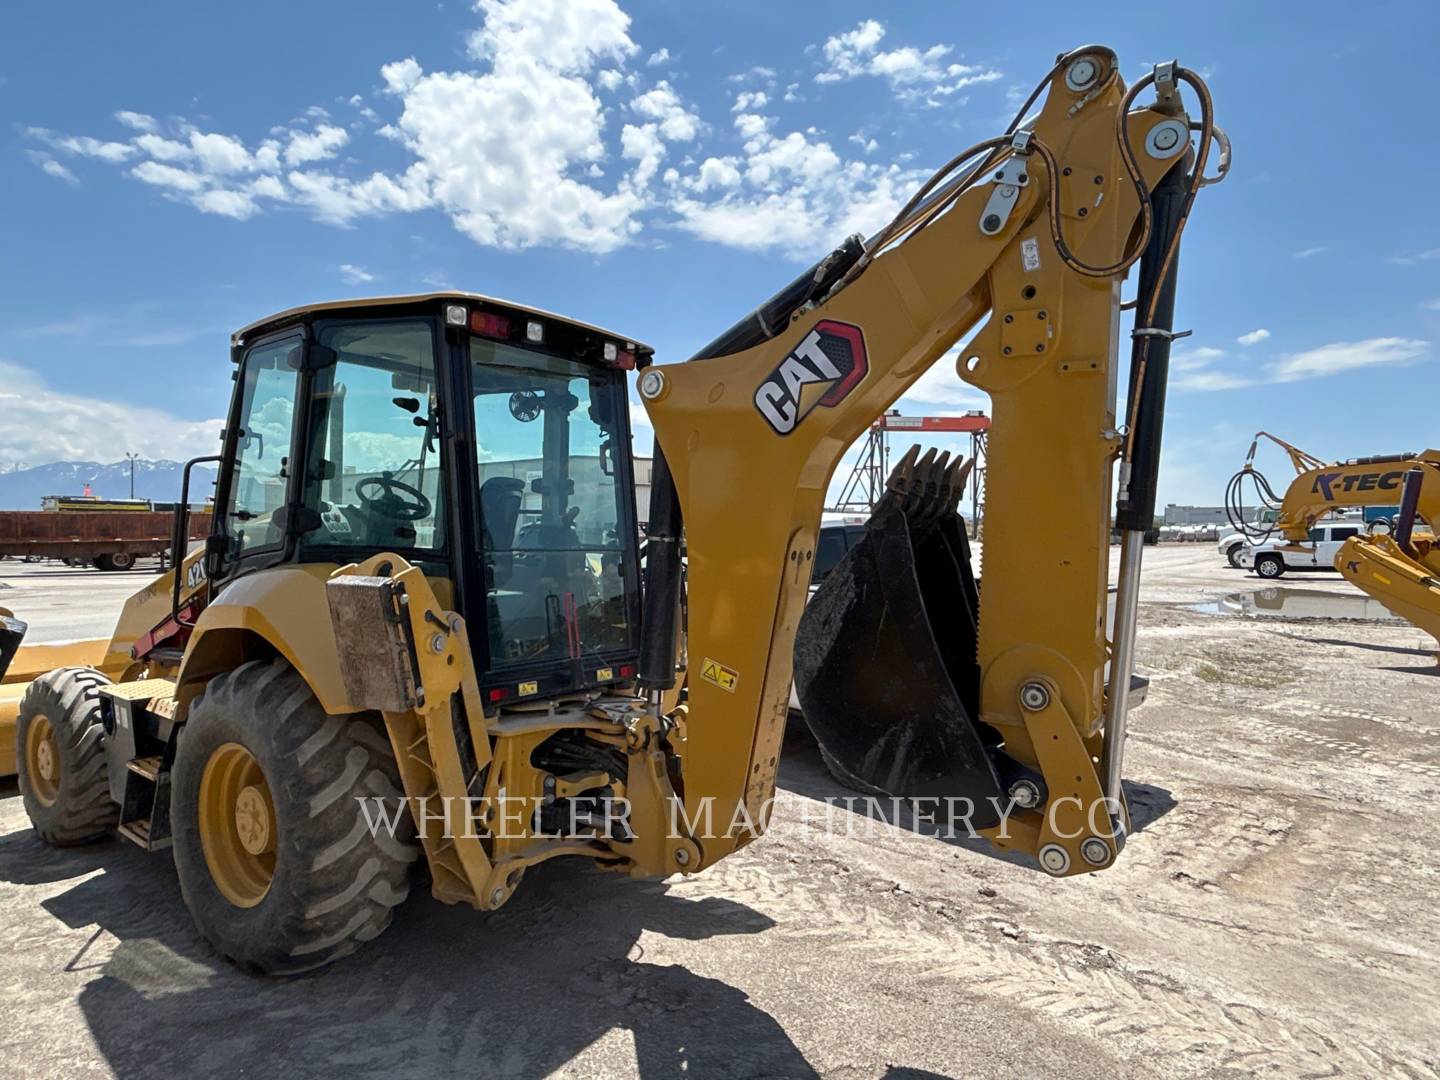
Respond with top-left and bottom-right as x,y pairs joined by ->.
1225,542 -> 1244,569
1255,554 -> 1285,579
171,659 -> 419,975
17,668 -> 118,846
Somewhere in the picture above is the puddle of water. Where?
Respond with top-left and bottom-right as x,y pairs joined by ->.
1192,587 -> 1403,623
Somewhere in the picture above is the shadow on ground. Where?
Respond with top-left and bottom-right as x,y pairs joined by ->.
776,723 -> 1177,869
0,823 -> 823,1079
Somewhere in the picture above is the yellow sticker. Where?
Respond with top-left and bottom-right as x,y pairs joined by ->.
518,680 -> 539,696
596,667 -> 613,682
699,657 -> 739,693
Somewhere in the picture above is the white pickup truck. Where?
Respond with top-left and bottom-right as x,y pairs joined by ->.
1238,521 -> 1364,578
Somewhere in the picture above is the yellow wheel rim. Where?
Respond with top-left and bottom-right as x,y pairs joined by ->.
25,714 -> 59,807
198,742 -> 277,908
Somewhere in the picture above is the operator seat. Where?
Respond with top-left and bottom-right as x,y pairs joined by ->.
479,476 -> 524,588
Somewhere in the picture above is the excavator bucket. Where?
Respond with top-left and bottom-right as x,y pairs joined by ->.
794,447 -> 1008,826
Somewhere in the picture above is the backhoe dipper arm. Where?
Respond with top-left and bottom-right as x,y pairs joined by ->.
640,48 -> 1220,875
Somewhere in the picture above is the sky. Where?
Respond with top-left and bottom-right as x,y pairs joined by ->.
2,0 -> 1437,509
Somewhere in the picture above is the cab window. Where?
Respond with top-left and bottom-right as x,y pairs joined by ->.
472,341 -> 633,669
299,319 -> 446,554
1331,527 -> 1358,541
225,338 -> 301,557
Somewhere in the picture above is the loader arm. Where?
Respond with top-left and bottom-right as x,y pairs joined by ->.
640,49 -> 1222,875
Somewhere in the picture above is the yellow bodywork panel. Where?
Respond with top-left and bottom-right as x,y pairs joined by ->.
1274,451 -> 1440,540
644,73 -> 1178,872
1338,534 -> 1440,649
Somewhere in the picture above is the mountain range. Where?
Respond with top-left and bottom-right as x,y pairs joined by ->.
0,459 -> 219,510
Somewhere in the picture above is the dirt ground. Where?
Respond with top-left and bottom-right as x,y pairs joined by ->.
0,547 -> 1436,1079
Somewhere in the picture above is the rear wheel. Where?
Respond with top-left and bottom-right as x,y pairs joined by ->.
171,659 -> 419,974
17,668 -> 117,845
94,551 -> 135,572
1255,554 -> 1285,579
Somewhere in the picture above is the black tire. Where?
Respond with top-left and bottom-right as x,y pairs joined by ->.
94,552 -> 135,572
1225,542 -> 1244,569
1255,554 -> 1285,579
171,659 -> 419,975
17,667 -> 118,846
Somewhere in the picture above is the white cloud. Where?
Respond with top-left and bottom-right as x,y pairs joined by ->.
17,0 -> 987,259
27,152 -> 78,186
848,132 -> 877,154
631,81 -> 700,141
1171,345 -> 1227,371
813,19 -> 1001,104
381,57 -> 423,94
131,161 -> 208,193
1171,336 -> 1429,391
27,127 -> 136,162
340,263 -> 376,284
0,360 -> 224,463
1390,248 -> 1440,266
114,110 -> 157,132
189,131 -> 254,174
645,47 -> 669,67
283,124 -> 349,166
669,110 -> 925,255
1173,370 -> 1256,391
1291,246 -> 1327,259
1269,337 -> 1428,382
192,188 -> 259,219
1421,298 -> 1440,312
1236,328 -> 1270,346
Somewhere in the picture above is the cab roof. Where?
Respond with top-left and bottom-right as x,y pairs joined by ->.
232,291 -> 655,355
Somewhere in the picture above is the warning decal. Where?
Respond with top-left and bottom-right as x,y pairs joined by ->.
699,657 -> 739,693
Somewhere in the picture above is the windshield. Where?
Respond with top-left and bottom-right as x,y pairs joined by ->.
299,318 -> 446,554
472,340 -> 633,670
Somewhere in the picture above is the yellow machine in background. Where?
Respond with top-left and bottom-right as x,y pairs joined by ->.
1,47 -> 1227,974
1227,433 -> 1440,650
1338,466 -> 1440,652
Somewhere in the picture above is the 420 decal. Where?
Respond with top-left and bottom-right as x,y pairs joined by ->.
753,320 -> 868,435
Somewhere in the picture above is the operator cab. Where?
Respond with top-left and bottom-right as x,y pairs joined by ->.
210,293 -> 652,702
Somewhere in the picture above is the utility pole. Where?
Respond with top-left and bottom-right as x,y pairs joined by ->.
125,452 -> 140,499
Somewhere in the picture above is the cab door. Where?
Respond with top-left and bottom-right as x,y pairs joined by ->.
212,332 -> 305,572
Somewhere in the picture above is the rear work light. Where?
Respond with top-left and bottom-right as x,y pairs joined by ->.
525,320 -> 544,343
471,311 -> 511,339
604,342 -> 637,370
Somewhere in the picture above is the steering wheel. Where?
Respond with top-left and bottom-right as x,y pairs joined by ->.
355,474 -> 433,521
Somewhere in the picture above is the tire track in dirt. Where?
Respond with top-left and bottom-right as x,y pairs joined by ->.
675,817 -> 1438,1078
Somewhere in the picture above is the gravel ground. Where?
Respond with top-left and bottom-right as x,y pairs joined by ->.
0,547 -> 1436,1079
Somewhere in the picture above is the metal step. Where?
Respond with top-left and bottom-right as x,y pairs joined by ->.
117,816 -> 172,852
127,756 -> 163,781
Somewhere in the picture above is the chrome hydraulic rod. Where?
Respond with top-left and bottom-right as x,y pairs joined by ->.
1101,530 -> 1145,807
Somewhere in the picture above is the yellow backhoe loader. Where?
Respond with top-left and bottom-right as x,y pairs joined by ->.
0,46 -> 1226,973
1226,433 -> 1440,649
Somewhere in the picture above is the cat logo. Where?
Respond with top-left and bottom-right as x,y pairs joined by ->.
753,320 -> 868,435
